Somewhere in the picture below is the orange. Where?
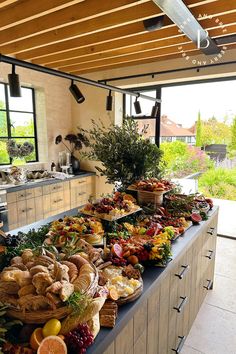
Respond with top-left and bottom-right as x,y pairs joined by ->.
127,255 -> 139,265
30,328 -> 44,350
37,336 -> 67,354
109,288 -> 119,301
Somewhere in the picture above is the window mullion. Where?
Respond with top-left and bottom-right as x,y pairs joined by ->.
4,83 -> 11,164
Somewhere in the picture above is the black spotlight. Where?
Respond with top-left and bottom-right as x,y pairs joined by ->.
143,15 -> 164,32
151,102 -> 159,117
106,90 -> 113,111
134,95 -> 142,114
8,64 -> 21,97
69,80 -> 85,103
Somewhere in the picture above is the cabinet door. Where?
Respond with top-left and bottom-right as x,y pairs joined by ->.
17,200 -> 27,227
7,202 -> 18,230
158,273 -> 170,354
26,198 -> 36,225
147,286 -> 160,354
35,196 -> 44,221
43,194 -> 51,218
51,192 -> 63,212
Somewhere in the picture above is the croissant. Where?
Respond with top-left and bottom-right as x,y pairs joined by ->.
61,261 -> 78,282
32,272 -> 53,295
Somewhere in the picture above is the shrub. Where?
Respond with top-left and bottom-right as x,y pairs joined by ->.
160,141 -> 212,178
198,167 -> 236,200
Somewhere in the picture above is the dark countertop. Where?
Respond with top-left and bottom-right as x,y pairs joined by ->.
9,207 -> 219,354
2,171 -> 95,193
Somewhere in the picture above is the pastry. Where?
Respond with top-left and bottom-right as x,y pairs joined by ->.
32,272 -> 53,295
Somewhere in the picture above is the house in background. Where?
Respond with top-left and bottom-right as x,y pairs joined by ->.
160,115 -> 196,145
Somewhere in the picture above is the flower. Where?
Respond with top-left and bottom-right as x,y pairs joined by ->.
7,139 -> 34,158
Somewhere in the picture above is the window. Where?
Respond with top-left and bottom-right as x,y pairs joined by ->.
0,83 -> 38,165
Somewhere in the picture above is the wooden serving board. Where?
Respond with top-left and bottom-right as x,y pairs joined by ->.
116,278 -> 143,306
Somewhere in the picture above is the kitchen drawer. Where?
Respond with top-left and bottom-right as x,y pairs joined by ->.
7,192 -> 17,204
70,178 -> 87,188
16,190 -> 26,201
50,182 -> 64,193
25,189 -> 35,200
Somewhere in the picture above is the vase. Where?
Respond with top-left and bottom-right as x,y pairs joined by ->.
71,155 -> 80,174
12,157 -> 26,166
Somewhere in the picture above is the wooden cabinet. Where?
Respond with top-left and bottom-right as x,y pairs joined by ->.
6,175 -> 95,230
101,210 -> 218,354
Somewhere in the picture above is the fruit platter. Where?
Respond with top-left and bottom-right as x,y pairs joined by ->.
80,192 -> 141,221
128,178 -> 175,206
45,215 -> 104,246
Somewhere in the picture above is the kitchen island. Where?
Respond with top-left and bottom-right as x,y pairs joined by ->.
9,206 -> 218,354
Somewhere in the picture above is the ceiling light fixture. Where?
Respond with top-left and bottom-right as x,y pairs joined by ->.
106,90 -> 113,111
151,102 -> 159,117
69,80 -> 85,103
8,64 -> 21,97
134,95 -> 142,114
143,15 -> 164,32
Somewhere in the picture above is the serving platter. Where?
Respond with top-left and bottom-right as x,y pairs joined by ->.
80,207 -> 142,222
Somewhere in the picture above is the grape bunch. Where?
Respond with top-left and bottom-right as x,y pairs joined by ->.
65,323 -> 94,354
4,233 -> 22,247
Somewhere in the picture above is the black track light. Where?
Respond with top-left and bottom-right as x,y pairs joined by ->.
143,15 -> 164,32
69,80 -> 85,103
151,102 -> 159,117
134,95 -> 142,114
8,64 -> 21,97
106,90 -> 113,111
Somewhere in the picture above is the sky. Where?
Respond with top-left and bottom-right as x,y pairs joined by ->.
161,80 -> 236,128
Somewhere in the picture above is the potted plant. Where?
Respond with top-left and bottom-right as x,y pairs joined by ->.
55,133 -> 89,173
78,118 -> 163,190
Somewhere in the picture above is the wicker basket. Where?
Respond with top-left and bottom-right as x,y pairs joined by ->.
6,263 -> 99,324
6,306 -> 72,324
137,190 -> 165,207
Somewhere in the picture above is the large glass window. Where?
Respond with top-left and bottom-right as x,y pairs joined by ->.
0,83 -> 38,165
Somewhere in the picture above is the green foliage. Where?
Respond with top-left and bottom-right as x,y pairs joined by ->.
198,167 -> 236,200
195,111 -> 202,147
66,292 -> 92,315
79,119 -> 163,189
160,141 -> 212,178
228,116 -> 236,157
200,117 -> 231,147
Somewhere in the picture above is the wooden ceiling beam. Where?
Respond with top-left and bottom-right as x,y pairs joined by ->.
15,0 -> 233,61
35,12 -> 236,66
52,24 -> 236,71
71,42 -> 235,74
0,1 -> 160,54
0,0 -> 18,9
0,0 -> 84,30
0,0 -> 149,43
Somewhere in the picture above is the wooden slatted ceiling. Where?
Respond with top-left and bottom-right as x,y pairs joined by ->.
0,0 -> 235,74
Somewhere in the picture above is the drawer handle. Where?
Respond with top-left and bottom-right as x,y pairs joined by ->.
175,265 -> 189,279
52,185 -> 61,190
207,227 -> 215,235
53,198 -> 63,203
204,279 -> 213,290
27,208 -> 33,211
19,194 -> 25,198
78,192 -> 86,196
172,335 -> 186,353
173,296 -> 188,313
205,250 -> 214,259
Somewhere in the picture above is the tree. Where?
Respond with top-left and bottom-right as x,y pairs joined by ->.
230,116 -> 236,150
195,110 -> 202,147
200,118 -> 231,148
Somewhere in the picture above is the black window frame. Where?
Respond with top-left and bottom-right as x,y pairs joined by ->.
123,76 -> 236,148
0,82 -> 38,165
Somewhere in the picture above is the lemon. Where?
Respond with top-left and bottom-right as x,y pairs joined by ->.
42,319 -> 61,338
